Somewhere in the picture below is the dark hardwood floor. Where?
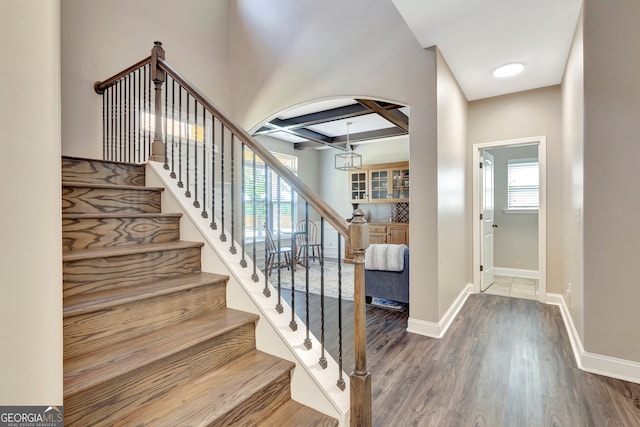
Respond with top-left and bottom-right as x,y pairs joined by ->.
282,291 -> 640,426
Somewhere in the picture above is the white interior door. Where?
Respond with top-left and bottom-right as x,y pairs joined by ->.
481,151 -> 495,291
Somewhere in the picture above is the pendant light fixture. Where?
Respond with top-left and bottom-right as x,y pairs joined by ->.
334,121 -> 362,171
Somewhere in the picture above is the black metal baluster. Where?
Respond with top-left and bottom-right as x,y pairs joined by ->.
289,183 -> 297,332
129,74 -> 133,163
230,134 -> 237,254
276,175 -> 282,297
143,65 -> 147,161
220,124 -> 226,242
177,87 -> 183,188
185,94 -> 191,198
210,117 -> 217,230
147,64 -> 151,160
102,89 -> 111,160
304,201 -> 312,349
240,142 -> 247,267
266,163 -> 276,302
170,78 -> 176,178
319,217 -> 327,369
337,234 -> 345,391
201,108 -> 208,218
102,86 -> 107,160
136,68 -> 141,163
122,75 -> 131,162
127,74 -> 134,163
252,150 -> 259,282
110,86 -> 114,161
193,102 -> 200,208
119,80 -> 123,162
163,74 -> 169,170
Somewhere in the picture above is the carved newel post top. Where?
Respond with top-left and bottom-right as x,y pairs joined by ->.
349,209 -> 369,252
351,209 -> 367,224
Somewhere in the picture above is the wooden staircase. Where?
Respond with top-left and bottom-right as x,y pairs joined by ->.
61,157 -> 338,426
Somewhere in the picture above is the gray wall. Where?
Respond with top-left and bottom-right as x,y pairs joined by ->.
468,85 -> 563,293
561,7 -> 585,341
0,0 -> 62,405
486,146 -> 539,272
436,49 -> 469,316
583,0 -> 640,363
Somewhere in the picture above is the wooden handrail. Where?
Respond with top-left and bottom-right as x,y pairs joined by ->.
93,56 -> 151,94
157,57 -> 349,238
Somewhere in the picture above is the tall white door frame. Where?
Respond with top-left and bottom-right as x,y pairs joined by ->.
472,136 -> 547,303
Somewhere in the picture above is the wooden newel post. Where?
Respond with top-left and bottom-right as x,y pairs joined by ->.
150,41 -> 166,162
349,209 -> 371,427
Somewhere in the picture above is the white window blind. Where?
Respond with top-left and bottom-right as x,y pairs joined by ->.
244,150 -> 297,239
507,159 -> 539,209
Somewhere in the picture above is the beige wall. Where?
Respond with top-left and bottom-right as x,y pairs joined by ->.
468,86 -> 563,293
0,0 -> 62,405
61,0 -> 231,159
230,0 -> 440,322
583,0 -> 640,362
487,145 -> 539,271
436,49 -> 469,316
561,8 -> 585,341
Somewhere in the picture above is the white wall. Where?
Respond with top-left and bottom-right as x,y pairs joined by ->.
583,0 -> 640,363
61,0 -> 231,159
436,49 -> 469,316
230,0 -> 440,322
487,145 -> 539,271
561,7 -> 584,341
0,0 -> 62,405
468,86 -> 563,293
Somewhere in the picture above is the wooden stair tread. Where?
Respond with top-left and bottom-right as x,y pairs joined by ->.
64,308 -> 259,397
62,155 -> 144,167
62,181 -> 163,191
63,240 -> 204,261
64,272 -> 228,318
62,212 -> 182,219
113,350 -> 295,426
261,399 -> 339,427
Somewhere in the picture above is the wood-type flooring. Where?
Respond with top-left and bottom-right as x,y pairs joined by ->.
283,291 -> 640,426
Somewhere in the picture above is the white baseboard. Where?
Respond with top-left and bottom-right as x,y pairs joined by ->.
547,293 -> 640,385
407,284 -> 472,339
494,267 -> 539,279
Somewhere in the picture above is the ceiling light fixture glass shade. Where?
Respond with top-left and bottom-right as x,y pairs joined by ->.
493,62 -> 525,78
335,122 -> 362,171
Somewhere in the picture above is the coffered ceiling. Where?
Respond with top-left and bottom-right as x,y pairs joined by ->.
253,98 -> 409,151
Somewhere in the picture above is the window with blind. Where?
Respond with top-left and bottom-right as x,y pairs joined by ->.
507,159 -> 539,210
244,151 -> 297,240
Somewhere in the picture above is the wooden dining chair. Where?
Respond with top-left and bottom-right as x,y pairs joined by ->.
265,226 -> 293,276
296,220 -> 323,264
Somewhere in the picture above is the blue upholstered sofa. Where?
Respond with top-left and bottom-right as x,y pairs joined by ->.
364,247 -> 409,304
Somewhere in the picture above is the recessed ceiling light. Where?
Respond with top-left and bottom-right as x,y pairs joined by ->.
493,63 -> 524,78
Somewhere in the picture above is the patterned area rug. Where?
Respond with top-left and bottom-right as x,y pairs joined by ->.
269,260 -> 355,300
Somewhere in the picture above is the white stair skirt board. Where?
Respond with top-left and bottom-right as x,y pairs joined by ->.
407,284 -> 473,339
547,293 -> 640,385
494,267 -> 539,279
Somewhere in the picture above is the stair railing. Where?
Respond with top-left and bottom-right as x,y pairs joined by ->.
94,42 -> 371,426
